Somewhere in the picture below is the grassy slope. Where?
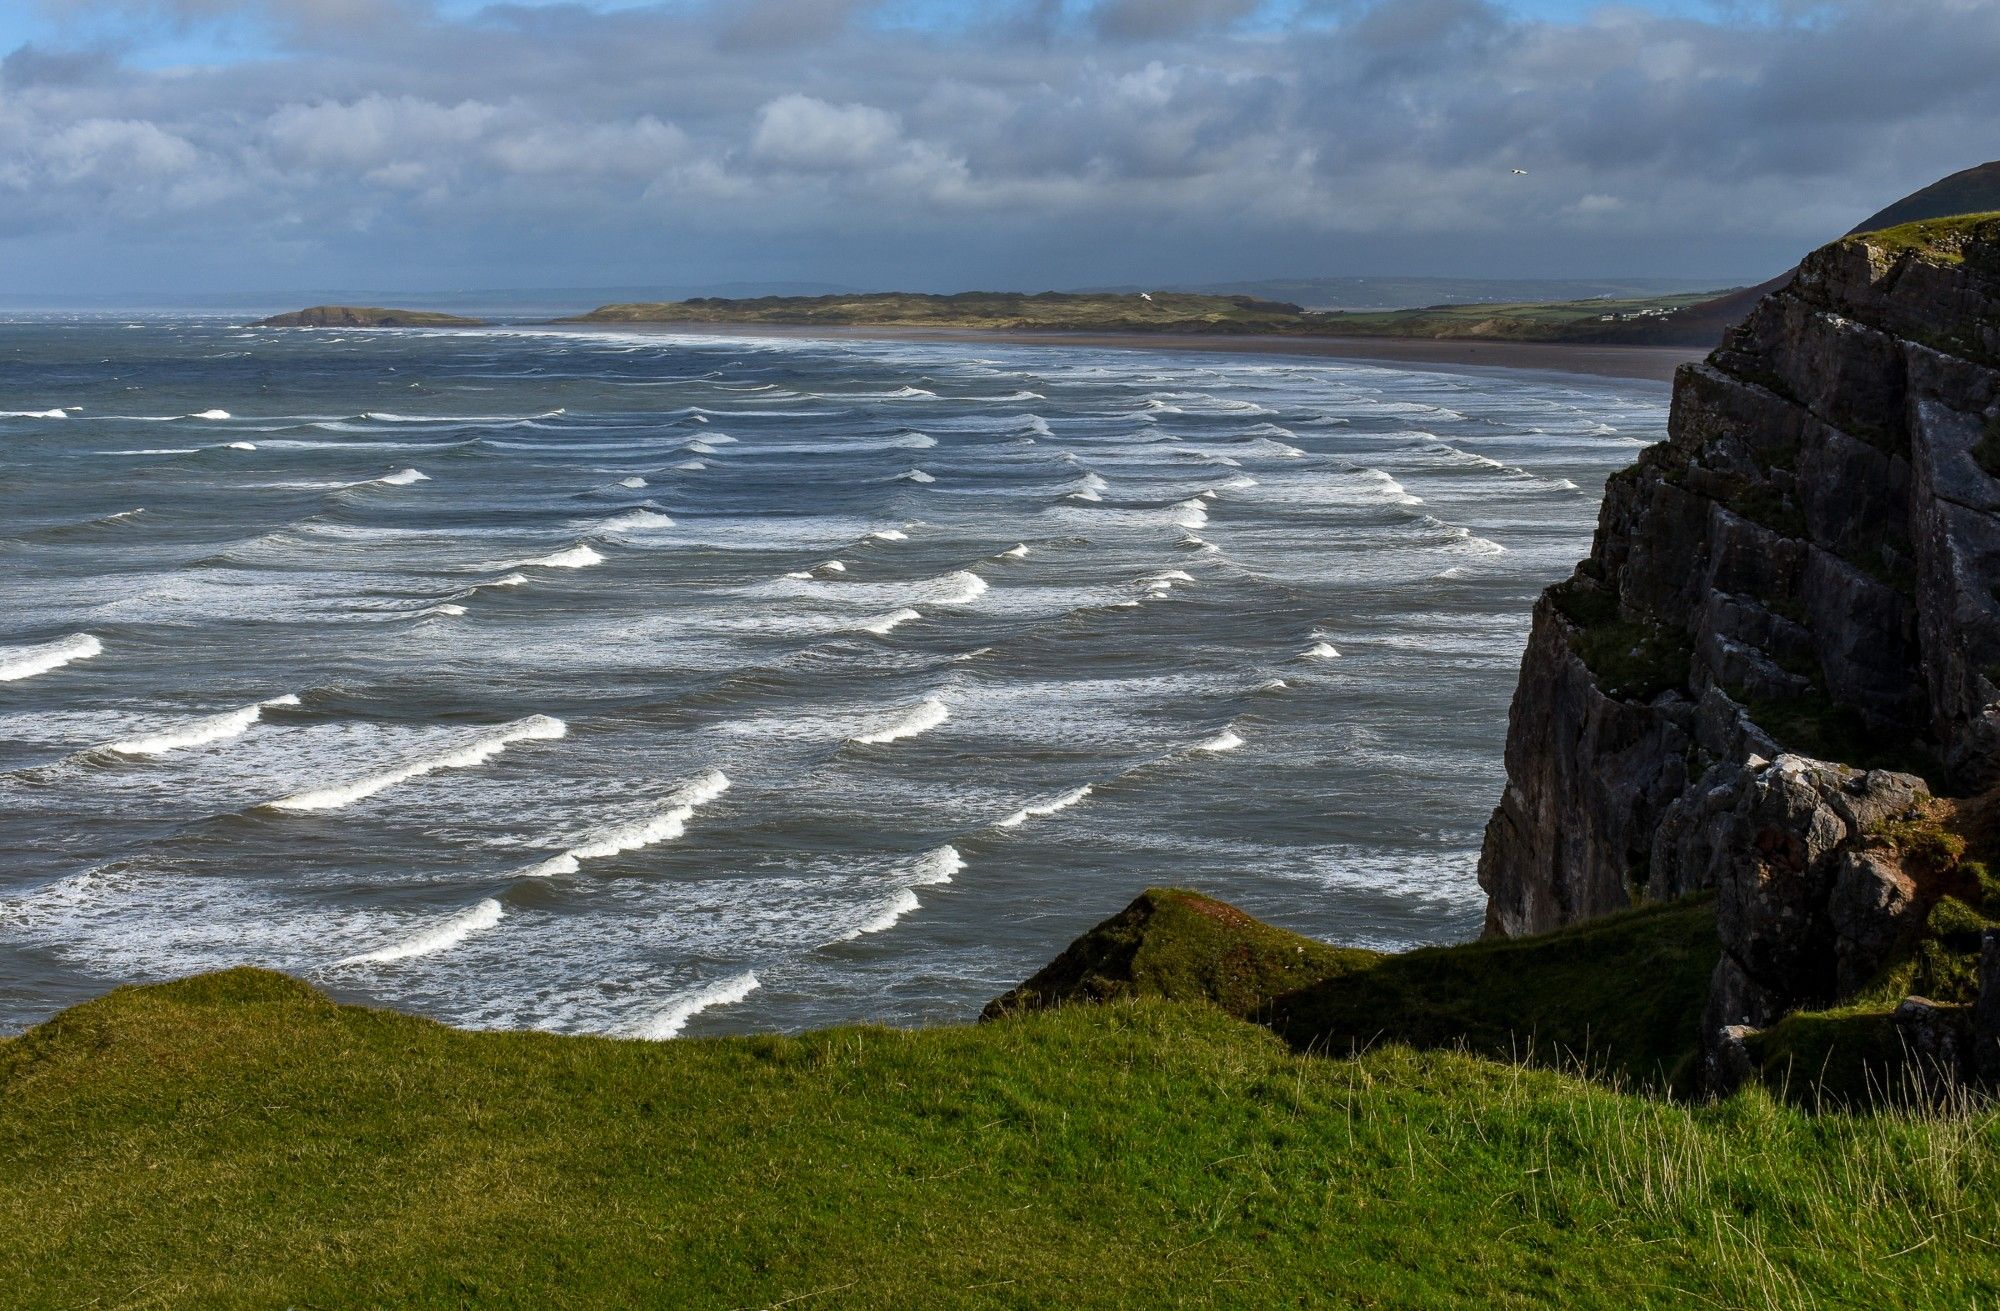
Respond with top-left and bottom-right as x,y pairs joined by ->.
6,967 -> 2000,1310
988,889 -> 1719,1088
565,291 -> 1308,333
562,288 -> 1734,345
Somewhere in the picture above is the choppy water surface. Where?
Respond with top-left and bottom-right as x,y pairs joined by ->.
0,319 -> 1668,1036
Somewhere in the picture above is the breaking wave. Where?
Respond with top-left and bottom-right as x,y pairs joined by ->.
851,698 -> 949,746
0,634 -> 102,683
995,784 -> 1093,829
337,899 -> 503,966
264,714 -> 567,812
523,770 -> 730,877
104,694 -> 299,756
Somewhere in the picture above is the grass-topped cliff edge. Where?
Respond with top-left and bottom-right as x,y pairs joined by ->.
7,890 -> 1999,1309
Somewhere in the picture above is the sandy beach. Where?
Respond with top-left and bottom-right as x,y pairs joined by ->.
553,320 -> 1705,384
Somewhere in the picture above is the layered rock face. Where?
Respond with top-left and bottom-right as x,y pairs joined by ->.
1478,216 -> 2000,1050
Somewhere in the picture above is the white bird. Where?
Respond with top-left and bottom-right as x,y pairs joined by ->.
1511,168 -> 1529,176
1140,291 -> 1154,301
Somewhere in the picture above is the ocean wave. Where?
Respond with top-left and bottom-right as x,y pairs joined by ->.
995,784 -> 1093,829
264,714 -> 567,813
859,608 -> 922,635
375,468 -> 429,486
851,697 -> 949,746
336,899 -> 504,966
1303,642 -> 1341,659
898,469 -> 937,484
865,528 -> 909,542
0,633 -> 102,683
2,408 -> 67,419
597,508 -> 674,533
619,476 -> 648,489
996,544 -> 1029,559
628,971 -> 761,1040
836,845 -> 963,940
522,544 -> 604,569
1192,727 -> 1244,754
524,770 -> 730,877
104,694 -> 299,756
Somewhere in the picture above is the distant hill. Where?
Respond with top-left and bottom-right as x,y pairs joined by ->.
257,305 -> 483,328
564,290 -> 1309,332
1848,161 -> 2000,234
1093,276 -> 1734,312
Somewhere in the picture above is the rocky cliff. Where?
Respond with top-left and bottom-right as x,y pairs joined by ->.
1478,214 -> 2000,1079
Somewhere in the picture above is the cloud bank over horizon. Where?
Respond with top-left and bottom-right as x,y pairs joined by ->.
1,0 -> 1995,295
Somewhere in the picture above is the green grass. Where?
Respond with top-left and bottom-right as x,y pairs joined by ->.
1269,899 -> 1721,1089
564,290 -> 1310,333
989,888 -> 1721,1089
1841,212 -> 2000,267
6,966 -> 2000,1309
1311,292 -> 1729,344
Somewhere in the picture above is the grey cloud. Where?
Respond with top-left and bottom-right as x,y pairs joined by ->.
1,0 -> 1996,294
1091,0 -> 1264,40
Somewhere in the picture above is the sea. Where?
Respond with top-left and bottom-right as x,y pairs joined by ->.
0,318 -> 1670,1038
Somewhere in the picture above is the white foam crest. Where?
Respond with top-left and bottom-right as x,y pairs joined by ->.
337,899 -> 503,966
932,571 -> 987,604
899,469 -> 937,484
909,844 -> 965,885
264,714 -> 566,812
523,544 -> 604,569
427,603 -> 468,617
840,889 -> 920,939
995,784 -> 1093,829
619,476 -> 649,489
628,971 -> 761,1040
1172,499 -> 1209,529
597,508 -> 674,533
851,697 -> 949,746
363,410 -> 560,423
676,459 -> 708,470
104,693 -> 299,756
376,468 -> 429,486
1303,642 -> 1342,659
1178,534 -> 1221,553
1258,678 -> 1289,691
191,409 -> 233,421
0,633 -> 102,683
1192,727 -> 1244,754
524,770 -> 730,876
2,409 -> 66,419
997,544 -> 1029,559
859,608 -> 922,635
223,441 -> 257,451
866,528 -> 909,542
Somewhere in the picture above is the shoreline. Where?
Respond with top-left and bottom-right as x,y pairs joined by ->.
546,320 -> 1705,383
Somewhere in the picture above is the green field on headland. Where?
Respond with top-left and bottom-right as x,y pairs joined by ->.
6,892 -> 1997,1310
557,288 -> 1736,345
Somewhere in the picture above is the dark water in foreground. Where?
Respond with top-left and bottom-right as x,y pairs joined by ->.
0,319 -> 1667,1037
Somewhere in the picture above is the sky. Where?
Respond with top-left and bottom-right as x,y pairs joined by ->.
0,0 -> 1995,297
